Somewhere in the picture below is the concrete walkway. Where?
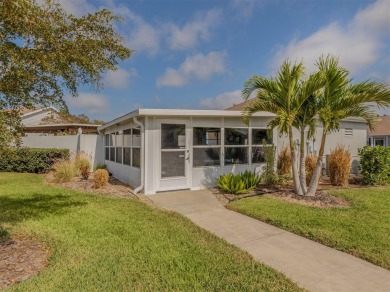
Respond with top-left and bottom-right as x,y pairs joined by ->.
151,190 -> 390,292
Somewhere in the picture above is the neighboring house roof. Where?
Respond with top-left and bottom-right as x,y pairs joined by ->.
368,116 -> 390,136
24,123 -> 100,134
225,98 -> 255,111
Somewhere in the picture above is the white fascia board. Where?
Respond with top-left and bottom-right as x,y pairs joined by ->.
98,107 -> 367,132
137,108 -> 275,117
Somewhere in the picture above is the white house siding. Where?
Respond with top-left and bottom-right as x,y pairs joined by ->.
21,134 -> 104,170
143,115 -> 275,194
275,120 -> 367,174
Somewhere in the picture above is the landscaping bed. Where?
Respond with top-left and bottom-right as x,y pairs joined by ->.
0,173 -> 302,291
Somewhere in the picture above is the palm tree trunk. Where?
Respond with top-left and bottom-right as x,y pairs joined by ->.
299,129 -> 307,194
289,127 -> 303,195
306,130 -> 326,196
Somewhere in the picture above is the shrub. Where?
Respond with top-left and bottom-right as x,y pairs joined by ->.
358,146 -> 390,185
261,144 -> 279,187
305,155 -> 317,185
217,173 -> 246,194
217,171 -> 260,195
53,159 -> 75,182
0,148 -> 69,173
80,165 -> 90,180
327,145 -> 351,186
240,170 -> 261,190
74,153 -> 90,176
277,146 -> 291,175
93,169 -> 109,189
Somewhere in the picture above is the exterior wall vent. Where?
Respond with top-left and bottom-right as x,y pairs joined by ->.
345,128 -> 353,137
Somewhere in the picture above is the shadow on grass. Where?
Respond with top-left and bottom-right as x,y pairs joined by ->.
0,192 -> 87,224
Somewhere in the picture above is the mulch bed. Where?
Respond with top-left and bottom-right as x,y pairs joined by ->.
44,173 -> 156,207
212,178 -> 356,208
0,237 -> 50,290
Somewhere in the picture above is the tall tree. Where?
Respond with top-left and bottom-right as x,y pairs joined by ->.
0,0 -> 132,148
242,61 -> 317,196
305,56 -> 390,196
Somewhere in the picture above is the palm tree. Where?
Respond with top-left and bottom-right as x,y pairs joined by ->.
242,60 -> 321,196
305,55 -> 390,196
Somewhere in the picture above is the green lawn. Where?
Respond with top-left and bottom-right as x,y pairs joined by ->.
228,187 -> 390,270
0,173 -> 301,291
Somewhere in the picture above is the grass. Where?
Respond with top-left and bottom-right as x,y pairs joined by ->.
0,173 -> 301,291
228,187 -> 390,270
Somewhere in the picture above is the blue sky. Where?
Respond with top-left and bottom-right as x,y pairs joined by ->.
59,0 -> 390,121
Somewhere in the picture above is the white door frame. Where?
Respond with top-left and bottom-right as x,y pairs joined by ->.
157,119 -> 191,192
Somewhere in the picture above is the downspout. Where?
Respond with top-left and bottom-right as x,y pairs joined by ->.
133,117 -> 144,194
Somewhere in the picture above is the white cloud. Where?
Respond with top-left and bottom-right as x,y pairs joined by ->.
104,68 -> 137,89
65,93 -> 109,114
200,90 -> 242,109
272,0 -> 390,74
115,8 -> 161,56
165,9 -> 221,50
157,51 -> 226,87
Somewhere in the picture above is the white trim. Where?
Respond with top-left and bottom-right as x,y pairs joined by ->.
98,108 -> 367,131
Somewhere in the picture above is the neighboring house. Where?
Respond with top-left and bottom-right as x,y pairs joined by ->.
20,107 -> 104,169
367,116 -> 390,147
21,107 -> 100,135
97,106 -> 367,195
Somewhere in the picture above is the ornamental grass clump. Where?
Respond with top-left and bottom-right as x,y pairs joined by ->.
327,145 -> 351,186
277,146 -> 291,175
74,153 -> 90,177
53,159 -> 75,182
93,169 -> 109,189
305,155 -> 317,185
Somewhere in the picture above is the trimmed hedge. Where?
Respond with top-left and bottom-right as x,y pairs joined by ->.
358,146 -> 390,185
0,148 -> 69,173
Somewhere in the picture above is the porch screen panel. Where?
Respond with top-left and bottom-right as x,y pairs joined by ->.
252,129 -> 271,164
193,127 -> 221,167
224,128 -> 249,165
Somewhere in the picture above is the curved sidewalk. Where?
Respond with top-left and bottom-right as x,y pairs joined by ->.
151,190 -> 390,292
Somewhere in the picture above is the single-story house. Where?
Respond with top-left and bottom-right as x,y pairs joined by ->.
97,106 -> 368,195
367,116 -> 390,147
21,107 -> 100,135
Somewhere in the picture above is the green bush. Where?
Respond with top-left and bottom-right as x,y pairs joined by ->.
0,148 -> 69,173
217,171 -> 260,195
358,146 -> 390,185
240,170 -> 261,190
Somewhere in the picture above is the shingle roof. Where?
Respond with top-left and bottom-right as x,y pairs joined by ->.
369,116 -> 390,135
225,98 -> 255,111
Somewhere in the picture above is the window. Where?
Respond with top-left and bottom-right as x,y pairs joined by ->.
104,133 -> 116,162
123,129 -> 131,165
105,128 -> 141,168
105,133 -> 113,160
193,128 -> 221,167
224,128 -> 248,165
374,138 -> 385,146
251,129 -> 271,164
